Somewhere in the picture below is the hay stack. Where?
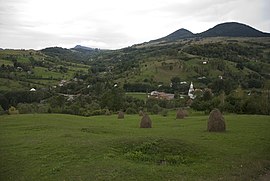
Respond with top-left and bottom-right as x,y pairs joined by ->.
140,114 -> 152,128
118,111 -> 124,119
176,109 -> 185,119
183,109 -> 189,117
139,110 -> 144,116
207,108 -> 226,132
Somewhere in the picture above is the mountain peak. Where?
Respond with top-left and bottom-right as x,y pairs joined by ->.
150,22 -> 270,43
198,22 -> 270,37
150,28 -> 194,42
160,28 -> 194,41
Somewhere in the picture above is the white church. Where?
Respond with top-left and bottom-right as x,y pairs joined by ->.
188,82 -> 195,99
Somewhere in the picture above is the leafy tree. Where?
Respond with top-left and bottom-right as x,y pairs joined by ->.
49,95 -> 66,109
0,94 -> 9,110
170,77 -> 189,93
202,89 -> 212,101
126,107 -> 137,114
236,62 -> 244,70
209,79 -> 237,94
247,78 -> 262,88
152,104 -> 162,114
101,87 -> 125,111
161,109 -> 168,117
0,105 -> 5,115
224,94 -> 244,113
17,103 -> 35,114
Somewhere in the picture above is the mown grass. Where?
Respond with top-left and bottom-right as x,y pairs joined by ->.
0,113 -> 269,180
0,78 -> 26,91
126,92 -> 148,101
33,67 -> 67,79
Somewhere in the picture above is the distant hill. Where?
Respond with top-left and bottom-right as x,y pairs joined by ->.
73,45 -> 94,51
151,22 -> 270,42
41,47 -> 90,63
40,46 -> 101,63
198,22 -> 270,37
152,28 -> 195,42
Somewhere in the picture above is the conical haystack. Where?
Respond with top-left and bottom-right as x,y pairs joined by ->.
176,109 -> 185,119
140,114 -> 152,128
183,109 -> 189,117
207,108 -> 226,132
118,111 -> 124,119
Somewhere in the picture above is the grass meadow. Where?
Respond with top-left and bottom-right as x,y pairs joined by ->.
0,113 -> 269,180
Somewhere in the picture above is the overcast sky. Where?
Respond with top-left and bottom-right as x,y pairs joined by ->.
0,0 -> 269,50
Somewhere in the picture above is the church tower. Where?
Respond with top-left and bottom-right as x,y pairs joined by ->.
188,82 -> 195,99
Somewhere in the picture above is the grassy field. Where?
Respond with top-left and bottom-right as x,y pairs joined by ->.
0,113 -> 269,180
126,92 -> 148,101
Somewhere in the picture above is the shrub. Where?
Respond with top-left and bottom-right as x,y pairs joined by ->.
91,109 -> 108,116
17,103 -> 35,114
0,105 -> 5,115
37,104 -> 49,113
126,107 -> 137,114
8,106 -> 19,115
161,109 -> 168,117
152,104 -> 162,114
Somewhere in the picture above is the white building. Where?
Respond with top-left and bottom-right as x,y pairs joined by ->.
188,82 -> 195,99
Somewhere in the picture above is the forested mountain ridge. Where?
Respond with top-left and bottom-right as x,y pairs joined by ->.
149,22 -> 270,42
198,22 -> 270,38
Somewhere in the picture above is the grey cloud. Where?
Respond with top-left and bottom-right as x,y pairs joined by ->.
0,0 -> 269,49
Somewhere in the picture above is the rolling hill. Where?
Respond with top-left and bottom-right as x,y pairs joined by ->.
198,22 -> 270,38
152,28 -> 195,42
0,22 -> 270,94
150,22 -> 270,42
0,48 -> 91,92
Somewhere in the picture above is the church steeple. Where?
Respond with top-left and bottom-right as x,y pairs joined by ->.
188,82 -> 195,99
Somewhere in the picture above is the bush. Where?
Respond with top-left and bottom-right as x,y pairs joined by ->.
37,104 -> 49,113
17,103 -> 35,114
152,104 -> 162,114
8,106 -> 19,115
161,109 -> 168,117
91,109 -> 104,116
126,107 -> 137,114
0,105 -> 5,115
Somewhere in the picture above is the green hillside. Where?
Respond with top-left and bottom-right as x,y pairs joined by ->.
1,36 -> 270,116
116,37 -> 270,90
1,37 -> 269,93
0,49 -> 90,92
